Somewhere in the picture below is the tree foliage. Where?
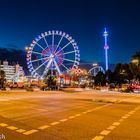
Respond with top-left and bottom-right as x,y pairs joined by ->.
94,71 -> 106,86
0,70 -> 6,88
130,51 -> 140,79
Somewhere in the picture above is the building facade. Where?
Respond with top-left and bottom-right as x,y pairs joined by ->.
0,61 -> 25,82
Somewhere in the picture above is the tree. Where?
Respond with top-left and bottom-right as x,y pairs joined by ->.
43,70 -> 57,88
0,70 -> 6,88
106,69 -> 115,84
130,51 -> 140,80
113,63 -> 133,84
94,71 -> 106,86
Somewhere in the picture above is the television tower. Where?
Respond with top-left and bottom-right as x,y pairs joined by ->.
103,28 -> 109,71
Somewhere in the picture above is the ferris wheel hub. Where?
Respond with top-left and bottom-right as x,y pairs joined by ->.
50,54 -> 54,58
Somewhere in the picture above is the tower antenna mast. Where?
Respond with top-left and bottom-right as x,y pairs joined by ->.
103,28 -> 109,71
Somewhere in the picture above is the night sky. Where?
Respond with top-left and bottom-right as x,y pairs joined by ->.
0,0 -> 140,64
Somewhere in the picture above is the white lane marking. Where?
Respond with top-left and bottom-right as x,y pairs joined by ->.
112,122 -> 120,126
125,114 -> 131,117
75,114 -> 81,117
0,123 -> 8,127
7,126 -> 18,130
23,129 -> 38,135
107,125 -> 116,130
92,136 -> 104,140
92,106 -> 140,140
50,122 -> 60,125
118,118 -> 124,122
122,116 -> 128,119
82,111 -> 88,114
60,119 -> 68,122
16,129 -> 26,133
100,130 -> 111,135
38,125 -> 50,130
68,116 -> 76,119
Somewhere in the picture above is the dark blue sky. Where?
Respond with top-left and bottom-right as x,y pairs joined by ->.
0,0 -> 140,64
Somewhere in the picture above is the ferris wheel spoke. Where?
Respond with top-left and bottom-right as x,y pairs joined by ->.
62,58 -> 77,63
54,35 -> 64,53
43,59 -> 53,76
55,41 -> 72,55
33,58 -> 50,73
53,59 -> 61,74
57,50 -> 76,56
61,63 -> 70,71
43,36 -> 52,53
43,36 -> 49,48
35,42 -> 45,50
32,51 -> 42,55
31,56 -> 49,63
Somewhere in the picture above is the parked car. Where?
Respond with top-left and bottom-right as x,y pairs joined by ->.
26,86 -> 40,92
121,84 -> 130,92
130,85 -> 140,93
109,83 -> 116,90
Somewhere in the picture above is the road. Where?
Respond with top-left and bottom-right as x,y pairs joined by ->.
0,89 -> 140,140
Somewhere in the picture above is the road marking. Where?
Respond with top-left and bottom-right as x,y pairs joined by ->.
125,114 -> 131,117
128,111 -> 134,115
7,126 -> 18,130
60,119 -> 68,122
112,122 -> 120,126
0,123 -> 8,127
91,106 -> 140,140
37,104 -> 110,133
75,114 -> 81,117
100,130 -> 111,135
128,111 -> 135,114
118,118 -> 124,122
16,129 -> 26,133
86,110 -> 93,113
23,129 -> 38,135
107,125 -> 116,130
68,116 -> 76,119
82,111 -> 87,114
0,122 -> 38,136
38,125 -> 50,130
92,136 -> 104,140
50,122 -> 60,125
82,111 -> 88,114
122,116 -> 128,119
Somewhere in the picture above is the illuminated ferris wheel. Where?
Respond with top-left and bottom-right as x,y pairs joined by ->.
26,31 -> 80,79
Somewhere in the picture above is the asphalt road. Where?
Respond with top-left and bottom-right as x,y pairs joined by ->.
0,89 -> 140,140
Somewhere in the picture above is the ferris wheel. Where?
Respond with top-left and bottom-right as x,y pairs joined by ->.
26,30 -> 80,79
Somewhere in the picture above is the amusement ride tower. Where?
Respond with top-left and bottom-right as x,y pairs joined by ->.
103,28 -> 109,71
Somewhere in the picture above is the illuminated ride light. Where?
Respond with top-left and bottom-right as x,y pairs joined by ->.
25,31 -> 80,79
103,28 -> 109,71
